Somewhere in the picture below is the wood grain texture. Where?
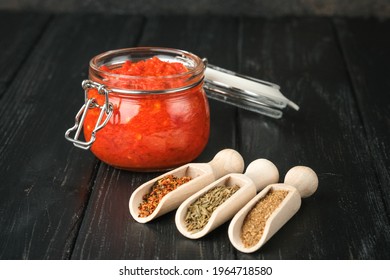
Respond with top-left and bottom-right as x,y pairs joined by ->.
237,17 -> 390,259
334,18 -> 390,218
0,12 -> 49,97
1,13 -> 389,260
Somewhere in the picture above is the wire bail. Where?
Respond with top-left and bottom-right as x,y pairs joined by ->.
64,80 -> 113,150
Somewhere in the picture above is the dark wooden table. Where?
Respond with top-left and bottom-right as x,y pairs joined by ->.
1,11 -> 389,260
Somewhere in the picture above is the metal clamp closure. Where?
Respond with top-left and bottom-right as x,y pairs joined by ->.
64,80 -> 113,150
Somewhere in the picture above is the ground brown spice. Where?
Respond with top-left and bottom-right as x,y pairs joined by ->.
138,175 -> 191,217
241,189 -> 289,248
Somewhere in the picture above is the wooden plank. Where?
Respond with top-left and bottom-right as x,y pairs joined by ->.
0,14 -> 144,259
0,12 -> 49,97
71,15 -> 240,259
334,18 -> 390,215
3,13 -> 388,261
237,17 -> 390,259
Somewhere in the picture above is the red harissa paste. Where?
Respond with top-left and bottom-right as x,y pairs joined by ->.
83,56 -> 210,171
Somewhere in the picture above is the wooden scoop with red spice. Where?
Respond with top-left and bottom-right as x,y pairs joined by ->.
129,149 -> 245,223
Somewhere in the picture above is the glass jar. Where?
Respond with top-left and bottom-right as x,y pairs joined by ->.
65,47 -> 210,171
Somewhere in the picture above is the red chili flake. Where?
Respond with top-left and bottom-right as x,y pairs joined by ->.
138,175 -> 192,217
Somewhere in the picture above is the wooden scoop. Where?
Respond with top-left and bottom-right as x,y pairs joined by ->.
228,166 -> 319,253
129,149 -> 244,223
175,159 -> 279,239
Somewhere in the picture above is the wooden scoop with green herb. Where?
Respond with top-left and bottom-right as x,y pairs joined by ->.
175,158 -> 279,239
129,149 -> 245,223
228,166 -> 319,253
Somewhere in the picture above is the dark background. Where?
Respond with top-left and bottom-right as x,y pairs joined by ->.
1,0 -> 389,18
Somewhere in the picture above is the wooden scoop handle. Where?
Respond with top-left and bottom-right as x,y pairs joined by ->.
244,159 -> 279,192
284,166 -> 319,198
208,149 -> 245,179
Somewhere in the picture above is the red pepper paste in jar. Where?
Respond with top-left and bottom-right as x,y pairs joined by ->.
83,48 -> 210,171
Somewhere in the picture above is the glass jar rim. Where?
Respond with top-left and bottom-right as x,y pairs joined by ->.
90,47 -> 205,80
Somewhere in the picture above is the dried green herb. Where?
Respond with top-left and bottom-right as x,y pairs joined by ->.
185,185 -> 240,232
